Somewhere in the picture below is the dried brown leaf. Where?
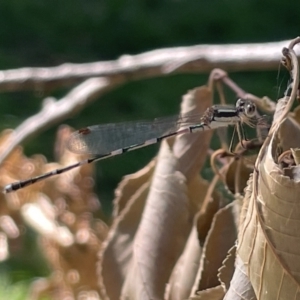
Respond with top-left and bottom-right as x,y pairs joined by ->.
118,85 -> 213,300
196,175 -> 224,245
237,45 -> 300,299
166,225 -> 202,300
166,172 -> 227,300
99,181 -> 150,300
218,245 -> 237,292
187,175 -> 211,215
278,116 -> 300,149
189,285 -> 225,300
120,141 -> 191,300
192,200 -> 240,295
291,148 -> 300,165
223,255 -> 256,300
238,127 -> 300,299
113,159 -> 156,217
224,158 -> 254,195
165,176 -> 211,300
173,86 -> 213,181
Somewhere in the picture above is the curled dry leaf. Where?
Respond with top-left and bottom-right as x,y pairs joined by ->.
223,255 -> 256,300
224,158 -> 254,195
277,105 -> 300,167
196,175 -> 224,245
290,148 -> 300,165
238,115 -> 300,299
172,86 -> 213,182
121,87 -> 213,300
112,159 -> 156,217
218,245 -> 237,292
165,175 -> 216,300
189,285 -> 225,300
166,225 -> 202,300
211,144 -> 259,197
277,115 -> 300,150
191,200 -> 240,298
98,154 -> 156,300
98,85 -> 213,300
236,45 -> 300,299
120,142 -> 191,300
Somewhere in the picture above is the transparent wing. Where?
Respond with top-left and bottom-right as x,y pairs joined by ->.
67,113 -> 204,155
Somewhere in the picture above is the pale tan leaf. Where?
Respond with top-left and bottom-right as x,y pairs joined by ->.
121,141 -> 190,300
218,245 -> 237,292
238,129 -> 300,299
278,117 -> 300,149
165,175 -> 220,300
223,255 -> 256,300
98,181 -> 150,300
237,49 -> 300,299
224,158 -> 253,195
291,148 -> 300,165
98,159 -> 156,300
166,225 -> 202,300
120,85 -> 213,300
189,285 -> 225,300
166,173 -> 224,300
187,175 -> 211,215
223,180 -> 256,300
196,175 -> 224,245
280,102 -> 300,160
113,159 -> 156,217
237,174 -> 254,243
173,86 -> 213,182
192,200 -> 240,295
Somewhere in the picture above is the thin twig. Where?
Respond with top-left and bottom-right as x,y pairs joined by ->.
0,77 -> 116,164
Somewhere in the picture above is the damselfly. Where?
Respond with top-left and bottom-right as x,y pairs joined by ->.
4,98 -> 260,193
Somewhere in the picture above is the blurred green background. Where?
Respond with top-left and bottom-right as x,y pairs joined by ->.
0,0 -> 298,296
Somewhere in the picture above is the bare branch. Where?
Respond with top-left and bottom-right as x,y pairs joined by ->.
0,77 -> 115,164
1,39 -> 298,166
0,39 -> 299,92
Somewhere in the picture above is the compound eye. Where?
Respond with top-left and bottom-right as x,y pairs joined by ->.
245,102 -> 256,117
236,98 -> 245,109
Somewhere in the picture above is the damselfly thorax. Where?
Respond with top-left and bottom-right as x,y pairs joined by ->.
4,98 -> 266,193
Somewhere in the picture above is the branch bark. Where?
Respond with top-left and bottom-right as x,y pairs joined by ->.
0,39 -> 299,92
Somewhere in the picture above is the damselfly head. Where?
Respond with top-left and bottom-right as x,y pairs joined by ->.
236,98 -> 257,118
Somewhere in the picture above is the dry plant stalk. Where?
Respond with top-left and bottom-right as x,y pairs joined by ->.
2,38 -> 300,300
